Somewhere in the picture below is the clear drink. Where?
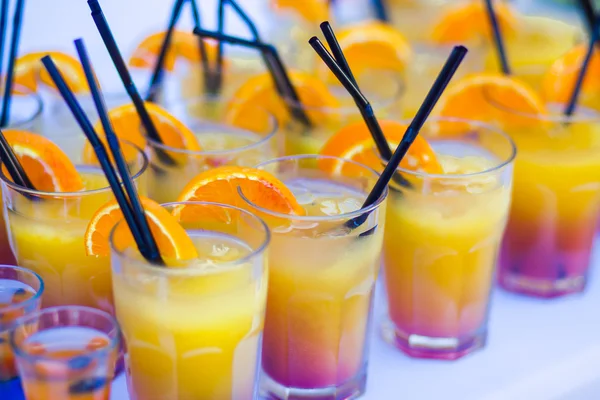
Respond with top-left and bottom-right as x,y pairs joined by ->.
10,306 -> 119,400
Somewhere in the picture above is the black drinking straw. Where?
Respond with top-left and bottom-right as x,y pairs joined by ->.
193,27 -> 312,127
86,0 -> 175,166
483,0 -> 511,75
188,0 -> 212,94
74,38 -> 163,264
564,16 -> 600,117
578,0 -> 597,35
312,22 -> 393,161
213,0 -> 265,95
372,0 -> 389,22
310,37 -> 394,162
41,54 -> 163,265
145,0 -> 185,102
0,0 -> 9,88
0,0 -> 26,127
0,127 -> 35,190
345,45 -> 468,233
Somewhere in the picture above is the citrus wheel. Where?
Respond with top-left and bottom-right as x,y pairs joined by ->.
84,195 -> 198,262
82,102 -> 201,164
436,72 -> 547,128
15,51 -> 88,93
129,30 -> 219,71
270,0 -> 330,23
175,166 -> 305,219
2,129 -> 83,192
430,1 -> 516,44
316,21 -> 412,82
225,70 -> 340,130
319,120 -> 442,176
541,44 -> 600,107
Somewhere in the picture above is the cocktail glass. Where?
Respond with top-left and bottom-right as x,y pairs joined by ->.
147,97 -> 279,203
0,85 -> 44,265
0,137 -> 148,312
386,0 -> 458,43
110,201 -> 269,399
283,70 -> 403,155
380,117 -> 515,360
0,265 -> 43,399
10,305 -> 119,399
487,96 -> 600,297
242,155 -> 387,399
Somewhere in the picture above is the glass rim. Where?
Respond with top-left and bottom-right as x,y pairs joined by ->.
10,305 -> 120,362
388,117 -> 517,179
483,88 -> 600,123
109,201 -> 271,273
242,154 -> 388,222
0,265 -> 44,315
2,83 -> 44,129
146,97 -> 279,157
0,139 -> 149,198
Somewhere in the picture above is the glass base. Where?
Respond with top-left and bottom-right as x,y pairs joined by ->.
381,320 -> 486,361
259,368 -> 366,400
0,376 -> 25,400
499,272 -> 586,298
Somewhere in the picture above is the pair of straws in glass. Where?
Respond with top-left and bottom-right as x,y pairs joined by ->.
485,0 -> 600,117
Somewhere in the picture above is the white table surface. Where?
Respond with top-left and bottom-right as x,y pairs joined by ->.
11,0 -> 600,399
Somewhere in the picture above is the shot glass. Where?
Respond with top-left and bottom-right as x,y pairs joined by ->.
10,306 -> 119,399
242,155 -> 387,399
0,266 -> 44,399
487,97 -> 600,297
380,118 -> 515,360
111,201 -> 269,399
0,136 -> 148,312
147,96 -> 280,203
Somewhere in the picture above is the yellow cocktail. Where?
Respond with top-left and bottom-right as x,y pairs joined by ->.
0,133 -> 148,313
381,118 -> 515,359
110,202 -> 268,399
242,155 -> 386,399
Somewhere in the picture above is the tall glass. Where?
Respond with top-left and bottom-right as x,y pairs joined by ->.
283,71 -> 403,155
381,118 -> 515,360
488,97 -> 600,297
0,87 -> 44,265
242,155 -> 387,399
0,136 -> 148,312
147,97 -> 280,203
0,266 -> 43,399
111,202 -> 269,399
10,306 -> 119,399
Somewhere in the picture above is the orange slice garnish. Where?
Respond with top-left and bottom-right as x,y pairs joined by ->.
84,195 -> 198,261
317,21 -> 412,82
3,130 -> 83,192
176,166 -> 305,218
430,1 -> 516,44
225,70 -> 340,131
541,44 -> 600,107
129,30 -> 219,71
15,51 -> 88,93
319,120 -> 442,176
270,0 -> 330,23
436,72 -> 547,128
82,102 -> 201,164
